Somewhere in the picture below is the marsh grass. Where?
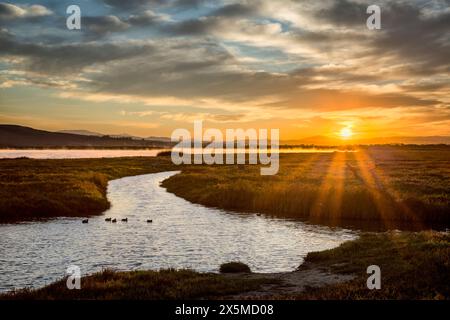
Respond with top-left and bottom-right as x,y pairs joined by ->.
0,269 -> 272,300
0,157 -> 176,222
297,231 -> 450,299
162,146 -> 450,228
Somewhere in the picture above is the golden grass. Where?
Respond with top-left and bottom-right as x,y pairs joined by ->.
162,146 -> 450,229
297,231 -> 450,299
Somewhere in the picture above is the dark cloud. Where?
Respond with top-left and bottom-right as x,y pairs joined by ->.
0,3 -> 22,19
0,30 -> 154,74
164,17 -> 217,35
126,10 -> 168,26
102,0 -> 167,10
370,3 -> 450,73
313,1 -> 450,73
84,15 -> 129,34
209,3 -> 257,17
315,0 -> 367,26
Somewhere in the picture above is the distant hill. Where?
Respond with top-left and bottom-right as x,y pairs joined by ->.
59,130 -> 171,142
57,129 -> 103,137
0,125 -> 173,148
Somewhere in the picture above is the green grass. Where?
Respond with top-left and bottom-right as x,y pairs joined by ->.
0,269 -> 272,300
161,146 -> 450,228
0,157 -> 176,223
298,231 -> 450,299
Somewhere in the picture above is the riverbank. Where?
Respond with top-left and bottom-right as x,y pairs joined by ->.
0,157 -> 176,223
2,231 -> 448,299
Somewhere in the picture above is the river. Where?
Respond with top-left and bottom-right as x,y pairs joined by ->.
0,171 -> 356,292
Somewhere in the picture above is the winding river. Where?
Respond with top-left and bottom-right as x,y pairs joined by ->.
0,171 -> 356,292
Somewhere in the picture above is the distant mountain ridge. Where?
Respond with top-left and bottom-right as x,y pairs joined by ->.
58,129 -> 171,142
57,130 -> 103,137
0,125 -> 173,148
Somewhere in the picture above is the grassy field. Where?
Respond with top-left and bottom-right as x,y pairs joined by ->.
297,231 -> 450,299
0,157 -> 176,223
161,145 -> 450,229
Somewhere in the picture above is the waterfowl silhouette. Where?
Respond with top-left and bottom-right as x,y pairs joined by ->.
256,213 -> 262,216
105,217 -> 111,222
82,219 -> 88,224
147,219 -> 153,223
121,218 -> 128,222
111,218 -> 117,223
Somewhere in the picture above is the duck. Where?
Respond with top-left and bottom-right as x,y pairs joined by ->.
256,213 -> 262,216
105,217 -> 111,222
111,218 -> 117,223
121,218 -> 128,222
147,219 -> 153,223
82,219 -> 89,224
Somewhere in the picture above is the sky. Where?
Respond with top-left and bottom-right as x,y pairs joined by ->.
0,0 -> 449,141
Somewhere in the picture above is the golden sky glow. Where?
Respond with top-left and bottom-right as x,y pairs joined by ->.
0,0 -> 449,143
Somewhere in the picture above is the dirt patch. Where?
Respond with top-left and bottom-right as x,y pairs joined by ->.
226,268 -> 354,299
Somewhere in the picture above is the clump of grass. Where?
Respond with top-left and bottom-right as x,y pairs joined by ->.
220,262 -> 251,273
297,231 -> 450,299
0,269 -> 271,300
156,150 -> 172,157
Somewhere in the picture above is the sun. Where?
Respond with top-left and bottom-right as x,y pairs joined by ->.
340,127 -> 353,139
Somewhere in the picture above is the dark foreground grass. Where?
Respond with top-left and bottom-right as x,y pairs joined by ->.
161,146 -> 450,229
298,231 -> 450,299
0,157 -> 176,223
0,269 -> 272,300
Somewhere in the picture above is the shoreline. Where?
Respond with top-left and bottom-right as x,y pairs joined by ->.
2,231 -> 448,299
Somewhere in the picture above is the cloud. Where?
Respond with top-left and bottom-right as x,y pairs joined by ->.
315,0 -> 367,26
209,3 -> 258,17
0,30 -> 155,74
102,0 -> 168,10
0,3 -> 52,20
84,15 -> 130,34
127,10 -> 171,26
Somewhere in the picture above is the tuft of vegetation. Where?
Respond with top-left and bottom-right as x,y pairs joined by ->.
0,157 -> 176,223
156,150 -> 172,157
0,269 -> 271,300
297,231 -> 450,299
220,262 -> 251,274
162,146 -> 450,229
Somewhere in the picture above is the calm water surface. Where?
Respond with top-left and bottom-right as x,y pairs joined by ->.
0,149 -> 167,159
0,171 -> 356,292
